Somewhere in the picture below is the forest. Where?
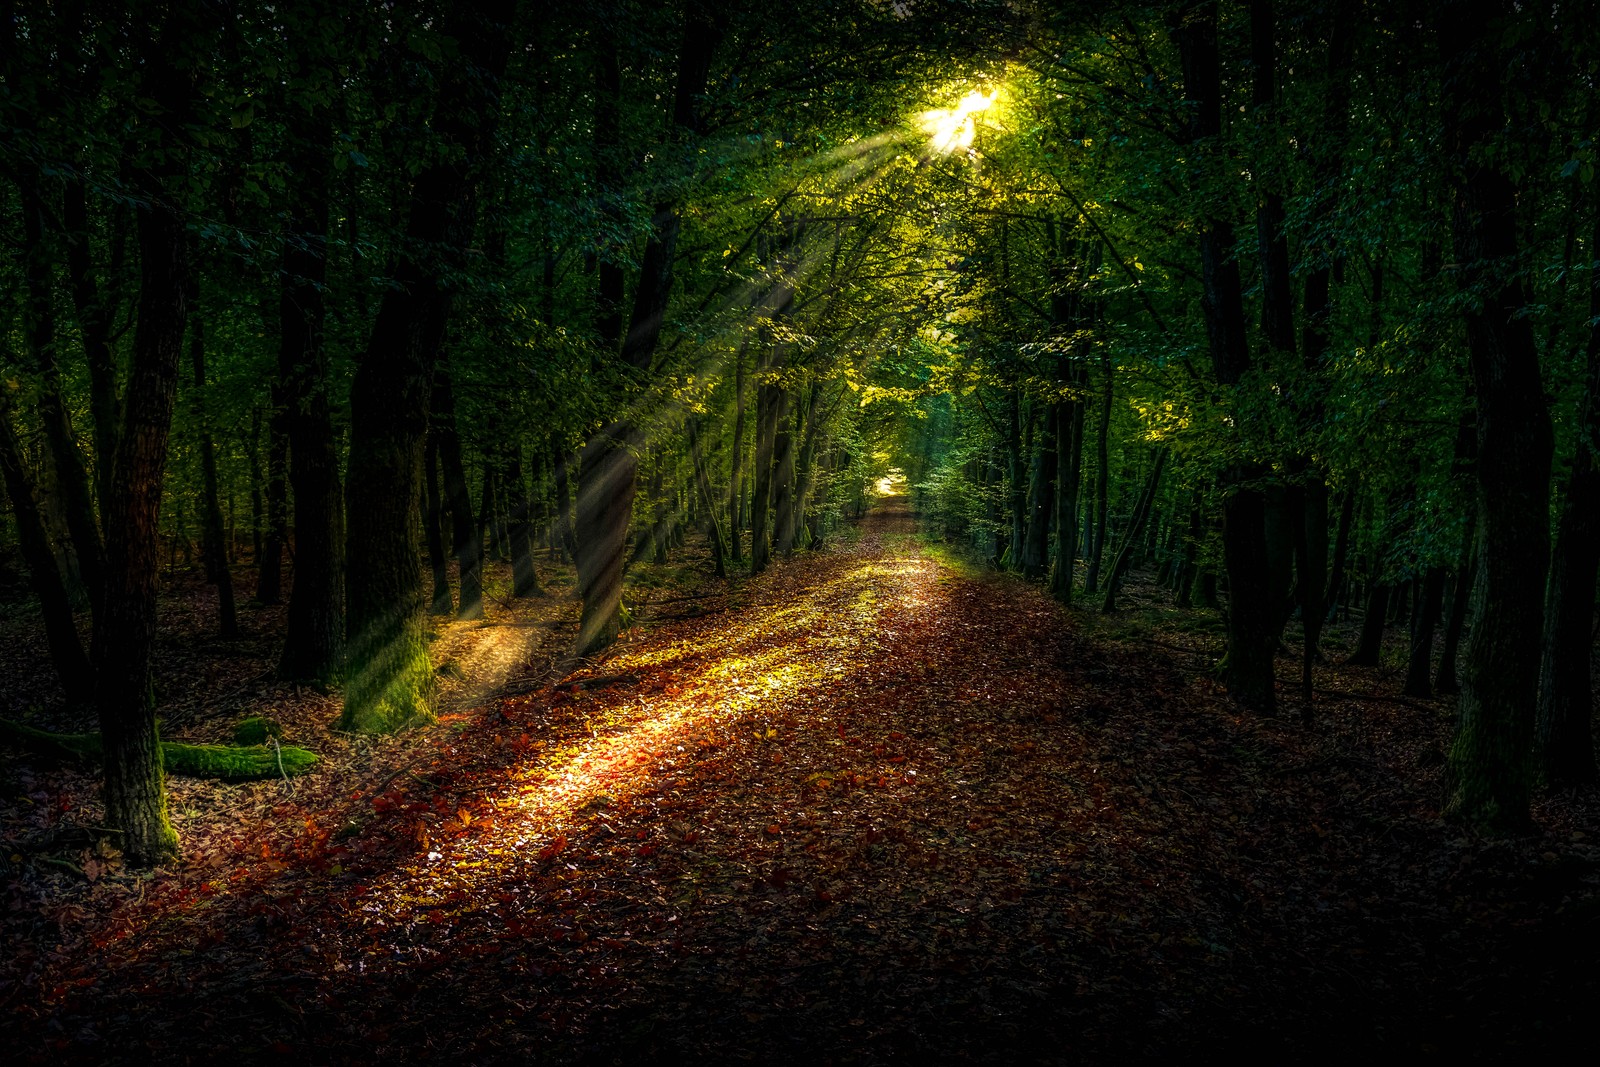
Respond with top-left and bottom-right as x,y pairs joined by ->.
2,0 -> 1598,1060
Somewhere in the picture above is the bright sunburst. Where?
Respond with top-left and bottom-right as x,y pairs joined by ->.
920,89 -> 995,154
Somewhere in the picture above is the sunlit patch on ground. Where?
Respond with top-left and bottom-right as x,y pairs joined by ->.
364,513 -> 947,913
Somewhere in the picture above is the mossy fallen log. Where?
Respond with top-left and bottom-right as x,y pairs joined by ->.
0,718 -> 317,780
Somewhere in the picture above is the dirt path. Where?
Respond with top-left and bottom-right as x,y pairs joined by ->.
13,501 -> 1599,1063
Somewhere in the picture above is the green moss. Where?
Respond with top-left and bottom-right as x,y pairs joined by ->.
232,715 -> 283,745
0,718 -> 317,781
340,617 -> 435,733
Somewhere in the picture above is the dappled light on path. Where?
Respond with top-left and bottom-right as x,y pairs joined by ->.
19,502 -> 1587,1064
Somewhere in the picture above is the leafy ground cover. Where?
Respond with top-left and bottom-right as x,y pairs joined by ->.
4,503 -> 1599,1063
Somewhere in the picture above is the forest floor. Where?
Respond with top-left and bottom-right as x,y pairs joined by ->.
4,500 -> 1600,1064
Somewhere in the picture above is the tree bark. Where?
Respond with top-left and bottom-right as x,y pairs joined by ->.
1083,350 -> 1113,594
1441,3 -> 1554,831
1021,401 -> 1057,582
277,106 -> 344,685
188,317 -> 239,638
1051,393 -> 1086,603
688,416 -> 728,578
342,0 -> 512,731
424,430 -> 453,615
0,396 -> 93,700
574,10 -> 723,651
506,442 -> 543,597
61,179 -> 122,521
1403,567 -> 1446,698
93,28 -> 198,862
431,363 -> 483,619
1101,448 -> 1168,613
772,389 -> 798,555
1537,207 -> 1600,787
728,342 -> 748,565
1175,0 -> 1275,713
254,393 -> 286,604
18,172 -> 105,611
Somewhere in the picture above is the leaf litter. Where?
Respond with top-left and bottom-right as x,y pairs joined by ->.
3,502 -> 1600,1062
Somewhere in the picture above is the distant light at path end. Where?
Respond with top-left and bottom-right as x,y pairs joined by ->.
921,89 -> 995,154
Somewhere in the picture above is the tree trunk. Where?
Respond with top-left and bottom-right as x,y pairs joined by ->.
506,442 -> 543,597
0,397 -> 94,700
728,342 -> 747,565
1175,0 -> 1274,713
773,389 -> 798,555
1435,530 -> 1474,697
342,0 -> 512,732
19,172 -> 105,612
689,416 -> 728,579
61,179 -> 122,521
573,11 -> 723,652
94,64 -> 194,864
255,394 -> 286,604
188,317 -> 239,638
1022,401 -> 1057,582
431,363 -> 482,619
751,371 -> 780,574
1006,391 -> 1026,570
424,431 -> 453,615
1084,351 -> 1113,594
552,445 -> 577,564
1403,567 -> 1446,698
1442,4 -> 1554,831
1537,207 -> 1600,787
1348,565 -> 1390,667
1101,448 -> 1167,613
277,107 -> 344,685
1051,394 -> 1086,603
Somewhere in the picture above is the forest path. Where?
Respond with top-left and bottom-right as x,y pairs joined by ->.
20,501 -> 1592,1063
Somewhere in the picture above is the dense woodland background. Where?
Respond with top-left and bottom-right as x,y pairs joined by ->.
2,0 -> 1600,1057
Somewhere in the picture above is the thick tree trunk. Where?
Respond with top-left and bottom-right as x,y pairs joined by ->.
573,12 -> 722,650
342,0 -> 512,732
1442,4 -> 1554,831
1537,210 -> 1600,787
277,109 -> 344,685
94,120 -> 191,867
188,318 -> 239,638
575,425 -> 638,654
1176,0 -> 1275,713
0,398 -> 94,700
